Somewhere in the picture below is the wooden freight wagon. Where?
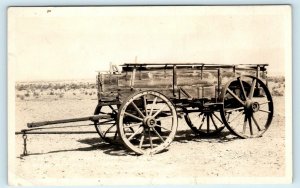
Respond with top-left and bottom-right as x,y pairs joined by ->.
21,63 -> 273,155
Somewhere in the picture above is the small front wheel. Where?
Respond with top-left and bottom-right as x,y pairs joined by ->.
94,105 -> 119,144
117,91 -> 178,155
183,107 -> 225,136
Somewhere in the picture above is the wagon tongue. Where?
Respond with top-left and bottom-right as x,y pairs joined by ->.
27,114 -> 111,128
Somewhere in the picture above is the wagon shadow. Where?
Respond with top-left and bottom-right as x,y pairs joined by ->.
22,130 -> 239,157
77,137 -> 131,156
74,130 -> 240,156
24,137 -> 130,157
76,137 -> 170,156
174,130 -> 240,143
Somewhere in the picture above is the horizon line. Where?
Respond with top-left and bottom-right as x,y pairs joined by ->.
15,72 -> 285,83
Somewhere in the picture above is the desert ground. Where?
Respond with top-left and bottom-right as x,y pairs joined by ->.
12,79 -> 286,185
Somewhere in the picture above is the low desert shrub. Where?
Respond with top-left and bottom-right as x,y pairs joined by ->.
272,86 -> 284,96
33,92 -> 40,97
16,94 -> 25,100
19,95 -> 25,100
269,76 -> 285,84
16,84 -> 27,91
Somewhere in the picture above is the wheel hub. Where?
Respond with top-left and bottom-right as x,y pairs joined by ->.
251,102 -> 260,112
244,100 -> 260,113
143,116 -> 157,128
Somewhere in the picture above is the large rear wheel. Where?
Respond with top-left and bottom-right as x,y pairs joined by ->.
220,76 -> 274,138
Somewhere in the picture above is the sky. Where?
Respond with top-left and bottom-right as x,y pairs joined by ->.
8,6 -> 291,81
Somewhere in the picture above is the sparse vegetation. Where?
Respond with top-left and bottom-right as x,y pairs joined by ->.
16,82 -> 97,92
15,75 -> 285,101
268,76 -> 285,83
16,94 -> 25,100
33,92 -> 40,98
271,81 -> 285,96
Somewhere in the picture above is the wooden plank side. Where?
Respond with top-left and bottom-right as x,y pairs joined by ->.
97,65 -> 268,101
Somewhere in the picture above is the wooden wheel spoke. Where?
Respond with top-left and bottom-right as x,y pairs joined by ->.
243,115 -> 247,134
206,114 -> 210,133
131,101 -> 145,118
154,124 -> 171,132
151,127 -> 165,142
113,130 -> 118,140
249,79 -> 257,99
258,109 -> 271,113
143,95 -> 148,116
210,114 -> 219,130
103,123 -> 116,137
153,104 -> 167,118
109,105 -> 117,114
128,126 -> 143,141
259,101 -> 270,105
199,114 -> 206,130
226,113 -> 230,121
123,123 -> 135,133
225,107 -> 244,113
129,127 -> 135,133
238,78 -> 247,100
228,111 -> 243,124
149,97 -> 158,116
124,112 -> 143,122
198,112 -> 203,117
248,117 -> 253,135
227,88 -> 245,105
148,129 -> 153,149
139,131 -> 145,148
212,113 -> 223,123
252,115 -> 262,131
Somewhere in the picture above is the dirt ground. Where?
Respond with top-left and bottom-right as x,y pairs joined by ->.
12,96 -> 286,185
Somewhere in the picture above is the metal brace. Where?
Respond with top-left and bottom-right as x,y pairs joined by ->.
22,131 -> 28,156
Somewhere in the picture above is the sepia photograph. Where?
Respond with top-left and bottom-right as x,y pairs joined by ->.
8,6 -> 292,185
